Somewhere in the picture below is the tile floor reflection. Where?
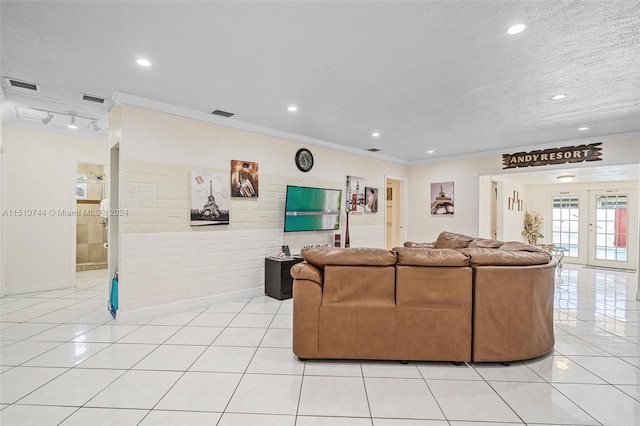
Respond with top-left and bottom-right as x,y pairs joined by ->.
1,266 -> 639,425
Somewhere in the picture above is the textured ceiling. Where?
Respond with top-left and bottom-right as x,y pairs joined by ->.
1,1 -> 639,162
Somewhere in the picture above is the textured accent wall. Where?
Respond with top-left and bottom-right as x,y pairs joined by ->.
115,104 -> 407,315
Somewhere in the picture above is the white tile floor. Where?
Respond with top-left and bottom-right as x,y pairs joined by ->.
1,265 -> 639,425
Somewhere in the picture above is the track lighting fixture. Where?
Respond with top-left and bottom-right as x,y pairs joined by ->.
41,112 -> 53,125
31,108 -> 102,131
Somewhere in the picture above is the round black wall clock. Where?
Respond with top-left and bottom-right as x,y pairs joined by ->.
295,148 -> 314,172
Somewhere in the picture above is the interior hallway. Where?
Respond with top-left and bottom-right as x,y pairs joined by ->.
0,266 -> 639,425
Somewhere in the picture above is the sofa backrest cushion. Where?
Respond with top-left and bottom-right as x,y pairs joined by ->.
459,247 -> 552,266
499,241 -> 549,254
396,265 -> 472,309
301,247 -> 397,268
322,265 -> 396,307
403,241 -> 435,248
468,238 -> 505,249
434,232 -> 474,249
394,247 -> 470,267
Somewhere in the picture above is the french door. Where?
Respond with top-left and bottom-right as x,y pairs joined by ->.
588,190 -> 637,269
549,189 -> 637,270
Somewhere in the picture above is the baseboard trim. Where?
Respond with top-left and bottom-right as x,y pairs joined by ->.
4,280 -> 72,296
115,286 -> 265,324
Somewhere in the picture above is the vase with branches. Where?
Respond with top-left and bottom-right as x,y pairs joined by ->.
344,201 -> 351,247
522,209 -> 544,245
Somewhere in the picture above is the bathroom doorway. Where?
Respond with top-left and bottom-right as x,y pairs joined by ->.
385,177 -> 406,249
76,162 -> 108,271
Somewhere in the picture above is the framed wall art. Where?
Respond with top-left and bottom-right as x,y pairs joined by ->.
430,181 -> 454,215
346,175 -> 366,212
364,187 -> 378,213
230,160 -> 259,198
190,170 -> 230,226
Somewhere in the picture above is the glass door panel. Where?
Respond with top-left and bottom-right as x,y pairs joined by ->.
589,191 -> 636,270
551,195 -> 580,257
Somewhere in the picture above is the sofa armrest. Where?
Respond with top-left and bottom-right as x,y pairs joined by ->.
291,262 -> 323,286
292,263 -> 323,359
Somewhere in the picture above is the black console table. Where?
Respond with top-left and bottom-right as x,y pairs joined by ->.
265,256 -> 304,300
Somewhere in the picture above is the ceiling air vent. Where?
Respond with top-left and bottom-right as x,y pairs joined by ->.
367,148 -> 381,152
210,109 -> 234,118
82,94 -> 106,104
4,77 -> 40,92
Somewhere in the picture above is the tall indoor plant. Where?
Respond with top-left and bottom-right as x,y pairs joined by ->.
522,209 -> 544,245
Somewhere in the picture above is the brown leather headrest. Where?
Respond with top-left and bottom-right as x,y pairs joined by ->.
459,247 -> 552,266
403,241 -> 435,248
301,247 -> 397,268
394,247 -> 470,266
434,231 -> 474,249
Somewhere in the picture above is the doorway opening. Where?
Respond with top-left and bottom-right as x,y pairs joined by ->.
385,177 -> 406,249
75,162 -> 108,272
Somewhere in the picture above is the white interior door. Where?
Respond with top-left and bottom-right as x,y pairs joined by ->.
588,189 -> 637,270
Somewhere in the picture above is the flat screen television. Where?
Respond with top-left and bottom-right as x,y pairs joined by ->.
284,185 -> 342,232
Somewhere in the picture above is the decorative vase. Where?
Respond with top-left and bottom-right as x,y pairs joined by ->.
345,212 -> 350,248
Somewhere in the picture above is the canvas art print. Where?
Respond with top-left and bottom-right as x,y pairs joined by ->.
346,176 -> 366,212
430,181 -> 454,215
364,187 -> 378,213
230,160 -> 259,198
190,170 -> 230,226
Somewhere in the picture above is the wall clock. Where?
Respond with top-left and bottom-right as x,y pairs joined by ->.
295,148 -> 314,172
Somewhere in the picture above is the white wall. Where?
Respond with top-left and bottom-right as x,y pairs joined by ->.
0,117 -> 4,296
114,103 -> 408,320
409,136 -> 640,246
501,179 -> 528,242
407,156 -> 498,243
2,127 -> 109,294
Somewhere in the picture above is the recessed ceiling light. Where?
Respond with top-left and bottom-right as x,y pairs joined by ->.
372,132 -> 380,137
136,58 -> 151,67
507,24 -> 526,35
427,150 -> 434,154
578,126 -> 589,131
552,94 -> 567,100
287,106 -> 297,112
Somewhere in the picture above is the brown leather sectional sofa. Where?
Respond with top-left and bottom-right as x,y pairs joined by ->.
290,232 -> 556,363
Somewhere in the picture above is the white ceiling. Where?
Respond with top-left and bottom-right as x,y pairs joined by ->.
1,1 -> 639,164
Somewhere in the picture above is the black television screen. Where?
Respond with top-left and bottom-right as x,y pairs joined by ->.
284,185 -> 342,232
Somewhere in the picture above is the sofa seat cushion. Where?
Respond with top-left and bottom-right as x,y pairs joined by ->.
394,247 -> 469,267
322,265 -> 396,307
460,247 -> 552,266
301,247 -> 397,267
434,232 -> 474,249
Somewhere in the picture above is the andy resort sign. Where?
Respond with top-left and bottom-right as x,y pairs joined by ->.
502,142 -> 603,169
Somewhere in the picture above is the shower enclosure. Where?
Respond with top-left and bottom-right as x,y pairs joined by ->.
76,162 -> 108,271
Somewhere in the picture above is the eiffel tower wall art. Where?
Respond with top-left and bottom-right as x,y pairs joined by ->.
430,181 -> 454,215
190,170 -> 231,226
